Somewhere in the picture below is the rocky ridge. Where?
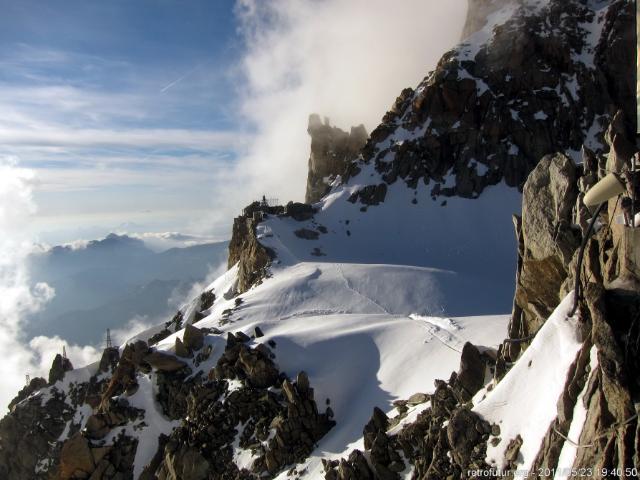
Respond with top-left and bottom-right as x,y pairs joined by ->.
0,323 -> 335,480
344,0 -> 633,204
1,1 -> 638,479
322,109 -> 640,478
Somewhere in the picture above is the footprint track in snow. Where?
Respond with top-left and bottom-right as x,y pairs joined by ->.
408,314 -> 465,353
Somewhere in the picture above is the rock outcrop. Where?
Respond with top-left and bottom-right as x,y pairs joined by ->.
498,109 -> 640,475
506,153 -> 580,360
345,0 -> 633,208
228,213 -> 274,294
152,334 -> 334,479
1,2 -> 637,479
0,388 -> 71,479
325,343 -> 497,480
49,353 -> 73,384
305,114 -> 367,204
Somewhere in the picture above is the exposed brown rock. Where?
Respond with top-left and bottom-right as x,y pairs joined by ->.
57,433 -> 95,479
306,114 -> 368,204
98,347 -> 120,374
183,323 -> 204,352
508,153 -> 580,356
228,215 -> 274,294
452,342 -> 487,401
144,351 -> 187,372
8,376 -> 47,412
294,228 -> 320,240
285,201 -> 316,221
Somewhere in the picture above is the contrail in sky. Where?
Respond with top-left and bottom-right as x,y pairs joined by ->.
160,61 -> 209,93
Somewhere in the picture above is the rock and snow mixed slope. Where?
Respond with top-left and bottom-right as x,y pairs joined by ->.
1,0 -> 637,479
153,262 -> 510,478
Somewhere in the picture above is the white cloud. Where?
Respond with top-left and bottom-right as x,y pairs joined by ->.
45,231 -> 225,253
168,259 -> 228,312
110,315 -> 159,346
206,0 -> 467,224
28,335 -> 100,377
0,158 -> 60,409
0,125 -> 247,151
125,231 -> 226,252
0,159 -> 115,410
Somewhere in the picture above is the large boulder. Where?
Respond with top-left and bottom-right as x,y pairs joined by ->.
285,201 -> 316,221
447,408 -> 482,469
183,324 -> 204,352
513,153 -> 580,342
159,445 -> 210,480
57,433 -> 95,479
522,153 -> 579,265
453,342 -> 487,401
144,351 -> 187,372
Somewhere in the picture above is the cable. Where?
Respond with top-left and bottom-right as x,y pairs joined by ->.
553,413 -> 638,449
502,330 -> 541,344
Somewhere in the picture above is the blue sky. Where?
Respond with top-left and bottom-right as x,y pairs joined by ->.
0,0 -> 245,243
0,0 -> 467,245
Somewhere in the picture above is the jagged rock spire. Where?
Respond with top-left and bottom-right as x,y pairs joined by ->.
305,113 -> 367,204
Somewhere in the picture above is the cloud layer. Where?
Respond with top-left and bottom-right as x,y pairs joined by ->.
208,0 -> 467,223
0,159 -> 226,409
0,160 -> 162,410
0,158 -> 64,409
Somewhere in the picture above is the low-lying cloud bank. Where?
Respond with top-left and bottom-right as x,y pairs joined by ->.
207,0 -> 467,225
0,160 -> 225,410
0,161 -> 153,410
0,158 -> 62,409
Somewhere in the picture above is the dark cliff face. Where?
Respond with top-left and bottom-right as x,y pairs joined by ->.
305,114 -> 368,204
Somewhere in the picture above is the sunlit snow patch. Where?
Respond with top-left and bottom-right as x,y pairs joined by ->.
473,293 -> 583,472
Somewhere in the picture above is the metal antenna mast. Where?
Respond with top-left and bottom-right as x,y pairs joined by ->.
62,345 -> 67,359
106,328 -> 112,349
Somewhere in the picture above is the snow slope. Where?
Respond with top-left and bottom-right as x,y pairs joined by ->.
99,39 -> 528,476
259,178 -> 522,316
473,293 -> 584,473
145,260 -> 510,477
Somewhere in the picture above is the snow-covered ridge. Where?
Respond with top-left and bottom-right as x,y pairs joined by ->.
473,293 -> 584,472
2,1 -> 636,478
